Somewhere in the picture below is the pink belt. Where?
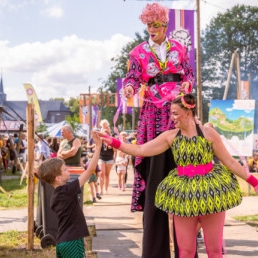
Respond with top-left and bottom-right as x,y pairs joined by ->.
177,162 -> 213,177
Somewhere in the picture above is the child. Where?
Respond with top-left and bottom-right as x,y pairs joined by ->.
84,153 -> 102,203
115,149 -> 128,191
37,131 -> 101,258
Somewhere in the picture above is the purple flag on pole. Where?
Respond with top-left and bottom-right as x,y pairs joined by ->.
167,9 -> 195,76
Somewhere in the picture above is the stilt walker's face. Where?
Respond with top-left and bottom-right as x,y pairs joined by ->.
147,21 -> 167,45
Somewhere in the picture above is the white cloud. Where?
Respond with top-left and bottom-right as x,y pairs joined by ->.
43,5 -> 64,18
0,34 -> 132,100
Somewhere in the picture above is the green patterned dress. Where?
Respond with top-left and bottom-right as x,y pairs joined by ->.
155,127 -> 242,217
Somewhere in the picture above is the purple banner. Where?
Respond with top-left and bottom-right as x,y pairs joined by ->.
167,9 -> 195,77
117,78 -> 132,114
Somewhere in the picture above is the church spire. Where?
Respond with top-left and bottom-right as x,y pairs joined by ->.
0,74 -> 3,93
0,70 -> 6,104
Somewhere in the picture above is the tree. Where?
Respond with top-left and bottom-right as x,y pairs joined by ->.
35,123 -> 47,133
99,31 -> 149,130
65,97 -> 80,115
201,4 -> 258,122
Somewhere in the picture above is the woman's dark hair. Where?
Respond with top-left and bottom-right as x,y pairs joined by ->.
50,137 -> 59,152
173,94 -> 196,116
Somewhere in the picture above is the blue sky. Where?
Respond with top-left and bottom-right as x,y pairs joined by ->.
0,0 -> 257,101
210,99 -> 255,121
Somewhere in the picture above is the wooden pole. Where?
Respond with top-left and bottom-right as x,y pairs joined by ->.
196,0 -> 203,122
223,51 -> 236,100
235,52 -> 241,99
27,103 -> 35,250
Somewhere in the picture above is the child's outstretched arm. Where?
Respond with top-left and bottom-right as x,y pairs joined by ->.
78,131 -> 102,187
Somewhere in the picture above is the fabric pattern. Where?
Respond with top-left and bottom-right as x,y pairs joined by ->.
56,238 -> 85,258
155,135 -> 242,217
123,39 -> 194,212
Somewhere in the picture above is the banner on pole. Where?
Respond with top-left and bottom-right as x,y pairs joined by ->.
168,9 -> 195,75
23,83 -> 43,123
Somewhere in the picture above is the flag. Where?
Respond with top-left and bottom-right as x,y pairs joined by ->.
168,9 -> 195,75
23,83 -> 43,123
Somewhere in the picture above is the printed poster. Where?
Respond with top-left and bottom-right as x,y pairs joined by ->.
209,99 -> 255,157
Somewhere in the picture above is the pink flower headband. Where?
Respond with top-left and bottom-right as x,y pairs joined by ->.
176,93 -> 196,109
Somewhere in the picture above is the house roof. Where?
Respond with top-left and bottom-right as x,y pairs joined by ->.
2,100 -> 70,121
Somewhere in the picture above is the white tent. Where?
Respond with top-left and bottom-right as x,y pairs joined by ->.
46,121 -> 89,139
46,121 -> 66,137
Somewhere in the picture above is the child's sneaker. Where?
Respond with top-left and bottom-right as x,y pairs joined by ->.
96,193 -> 102,200
92,198 -> 97,203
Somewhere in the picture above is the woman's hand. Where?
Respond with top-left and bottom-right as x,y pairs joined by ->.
95,131 -> 121,149
180,81 -> 190,93
123,85 -> 134,99
95,131 -> 112,145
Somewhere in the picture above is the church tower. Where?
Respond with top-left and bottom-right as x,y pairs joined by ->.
0,74 -> 7,105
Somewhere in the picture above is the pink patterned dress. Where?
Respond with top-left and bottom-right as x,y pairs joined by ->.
123,38 -> 194,212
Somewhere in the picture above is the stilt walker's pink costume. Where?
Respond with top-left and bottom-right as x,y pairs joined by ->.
123,37 -> 194,257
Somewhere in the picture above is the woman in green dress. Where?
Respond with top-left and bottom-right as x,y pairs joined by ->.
98,93 -> 258,257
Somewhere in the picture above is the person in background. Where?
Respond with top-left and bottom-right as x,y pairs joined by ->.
37,133 -> 51,164
1,140 -> 8,173
100,119 -> 111,135
49,137 -> 60,158
128,132 -> 137,170
119,131 -> 130,184
115,147 -> 128,191
57,125 -> 81,167
98,129 -> 115,195
37,131 -> 102,258
248,152 -> 258,173
80,139 -> 88,167
19,133 -> 27,170
98,93 -> 258,258
84,153 -> 102,202
122,3 -> 194,257
7,134 -> 16,174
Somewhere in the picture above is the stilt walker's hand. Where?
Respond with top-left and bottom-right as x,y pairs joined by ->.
97,132 -> 122,149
